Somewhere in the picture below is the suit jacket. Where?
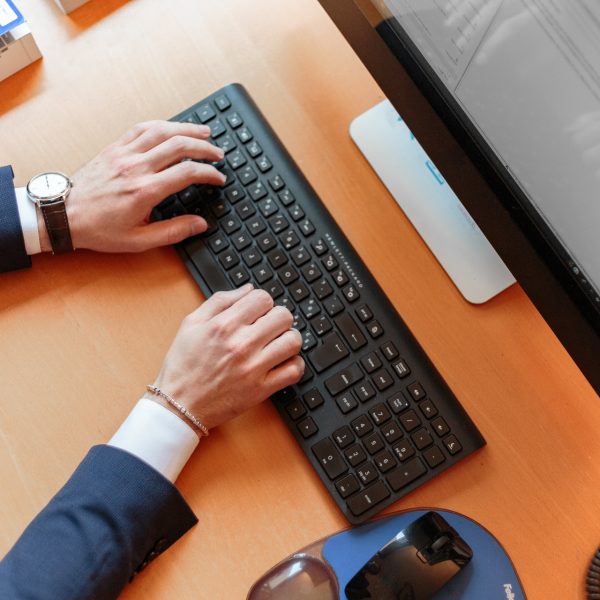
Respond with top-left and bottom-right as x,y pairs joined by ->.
0,446 -> 198,600
0,166 -> 199,598
0,165 -> 30,272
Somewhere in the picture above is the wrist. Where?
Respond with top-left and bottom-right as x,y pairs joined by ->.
143,391 -> 202,440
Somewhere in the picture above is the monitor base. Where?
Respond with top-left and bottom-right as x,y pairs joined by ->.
350,100 -> 515,304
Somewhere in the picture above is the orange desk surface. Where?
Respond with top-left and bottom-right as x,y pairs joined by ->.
0,1 -> 598,598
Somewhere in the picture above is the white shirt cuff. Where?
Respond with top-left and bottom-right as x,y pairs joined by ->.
15,186 -> 41,255
108,399 -> 199,483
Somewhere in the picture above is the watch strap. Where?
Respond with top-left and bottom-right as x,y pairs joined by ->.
40,201 -> 74,254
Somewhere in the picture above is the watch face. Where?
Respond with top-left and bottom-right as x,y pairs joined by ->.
27,172 -> 71,202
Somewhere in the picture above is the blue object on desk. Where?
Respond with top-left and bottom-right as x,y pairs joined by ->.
0,0 -> 24,36
247,509 -> 526,599
323,509 -> 525,599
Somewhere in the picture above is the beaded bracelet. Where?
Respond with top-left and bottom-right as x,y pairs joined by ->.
146,385 -> 209,437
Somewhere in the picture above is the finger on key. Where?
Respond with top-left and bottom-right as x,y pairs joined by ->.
192,285 -> 254,322
260,329 -> 303,370
146,137 -> 224,171
264,355 -> 305,396
250,305 -> 294,347
216,288 -> 274,329
128,121 -> 212,153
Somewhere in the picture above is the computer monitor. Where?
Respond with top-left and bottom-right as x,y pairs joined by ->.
317,0 -> 600,395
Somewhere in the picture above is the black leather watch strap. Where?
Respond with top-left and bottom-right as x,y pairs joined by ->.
40,201 -> 74,254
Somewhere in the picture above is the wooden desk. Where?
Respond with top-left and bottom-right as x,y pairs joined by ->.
0,1 -> 598,597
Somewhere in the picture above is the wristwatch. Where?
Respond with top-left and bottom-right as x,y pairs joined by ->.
26,171 -> 74,254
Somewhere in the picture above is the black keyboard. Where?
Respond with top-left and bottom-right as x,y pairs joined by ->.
154,83 -> 485,524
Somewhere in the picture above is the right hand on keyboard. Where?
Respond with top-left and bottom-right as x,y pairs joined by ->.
59,120 -> 226,255
150,284 -> 304,432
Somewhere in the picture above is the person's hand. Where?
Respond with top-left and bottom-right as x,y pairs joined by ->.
38,120 -> 226,253
149,285 -> 305,432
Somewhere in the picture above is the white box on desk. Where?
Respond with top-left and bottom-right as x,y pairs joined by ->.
0,0 -> 42,82
54,0 -> 89,14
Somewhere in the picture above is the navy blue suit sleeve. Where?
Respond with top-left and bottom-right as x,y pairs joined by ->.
0,165 -> 31,272
0,445 -> 198,600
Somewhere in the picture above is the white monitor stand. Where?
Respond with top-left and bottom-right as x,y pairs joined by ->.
350,100 -> 515,304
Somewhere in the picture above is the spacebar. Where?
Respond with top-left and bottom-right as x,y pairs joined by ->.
183,237 -> 233,293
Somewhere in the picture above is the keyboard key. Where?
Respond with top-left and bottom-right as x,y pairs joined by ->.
209,118 -> 227,138
366,320 -> 383,338
280,230 -> 300,250
208,233 -> 229,253
218,249 -> 239,270
267,249 -> 288,268
266,281 -> 284,299
412,428 -> 433,450
239,166 -> 258,185
178,185 -> 201,206
392,440 -> 416,462
372,368 -> 394,391
299,219 -> 315,236
237,126 -> 253,143
386,457 -> 427,492
325,364 -> 363,396
374,450 -> 397,473
297,416 -> 318,439
253,264 -> 273,284
241,247 -> 261,267
227,150 -> 247,170
313,279 -> 333,300
247,140 -> 262,157
311,238 -> 328,255
443,435 -> 463,455
345,444 -> 367,467
214,94 -> 231,111
408,382 -> 426,401
278,265 -> 299,286
311,438 -> 347,480
399,410 -> 422,432
226,184 -> 246,204
353,381 -> 376,403
290,281 -> 310,302
342,284 -> 360,303
380,341 -> 399,361
226,112 -> 243,128
285,398 -> 306,420
363,432 -> 385,455
380,421 -> 403,444
221,215 -> 241,235
335,313 -> 367,351
336,392 -> 358,414
303,388 -> 324,410
323,295 -> 344,317
307,332 -> 349,373
288,204 -> 305,221
333,426 -> 355,449
268,174 -> 285,191
360,352 -> 382,374
247,216 -> 266,235
423,445 -> 446,468
333,269 -> 349,287
257,232 -> 277,252
356,304 -> 373,323
248,181 -> 268,201
369,403 -> 391,426
419,399 -> 438,419
301,330 -> 317,352
256,155 -> 273,172
312,315 -> 332,336
229,266 -> 250,286
432,417 -> 450,437
388,392 -> 409,414
392,358 -> 411,379
357,463 -> 378,485
258,197 -> 278,217
197,104 -> 216,123
351,414 -> 374,437
336,474 -> 360,499
211,200 -> 230,218
232,232 -> 252,251
302,262 -> 322,283
236,200 -> 257,220
300,297 -> 321,319
322,254 -> 338,271
347,481 -> 390,516
216,134 -> 237,153
290,245 -> 311,266
269,214 -> 289,234
278,189 -> 295,206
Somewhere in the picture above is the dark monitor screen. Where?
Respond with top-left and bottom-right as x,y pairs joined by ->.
318,0 -> 600,394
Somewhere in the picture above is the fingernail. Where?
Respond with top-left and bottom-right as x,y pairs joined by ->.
198,124 -> 211,135
193,217 -> 206,233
